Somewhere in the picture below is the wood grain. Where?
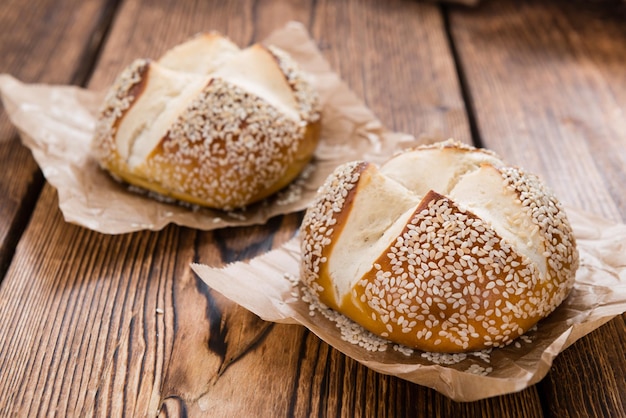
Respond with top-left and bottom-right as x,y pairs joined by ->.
449,0 -> 626,416
87,0 -> 260,90
541,320 -> 626,418
0,0 -> 116,279
311,0 -> 472,143
448,0 -> 626,222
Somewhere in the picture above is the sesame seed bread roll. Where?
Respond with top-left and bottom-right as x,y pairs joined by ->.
300,141 -> 579,353
92,33 -> 321,210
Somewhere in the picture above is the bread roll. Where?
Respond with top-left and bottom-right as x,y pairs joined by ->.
92,33 -> 321,210
300,141 -> 578,353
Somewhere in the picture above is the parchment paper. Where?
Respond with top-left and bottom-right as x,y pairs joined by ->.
0,22 -> 419,234
192,207 -> 626,401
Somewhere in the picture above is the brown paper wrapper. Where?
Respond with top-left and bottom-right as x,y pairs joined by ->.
0,22 -> 419,234
191,207 -> 626,401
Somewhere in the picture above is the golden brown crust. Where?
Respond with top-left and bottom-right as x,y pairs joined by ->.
300,141 -> 579,353
92,35 -> 321,210
301,161 -> 370,308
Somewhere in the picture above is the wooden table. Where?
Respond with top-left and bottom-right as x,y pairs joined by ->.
1,0 -> 625,416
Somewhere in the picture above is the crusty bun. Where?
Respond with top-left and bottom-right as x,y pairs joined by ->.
92,33 -> 321,210
300,141 -> 578,353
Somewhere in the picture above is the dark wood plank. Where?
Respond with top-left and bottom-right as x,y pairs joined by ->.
541,320 -> 626,418
0,185 -> 181,416
448,0 -> 626,416
449,0 -> 626,222
87,0 -> 258,90
310,0 -> 472,143
0,0 -> 117,278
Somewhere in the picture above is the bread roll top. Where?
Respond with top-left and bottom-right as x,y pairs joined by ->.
92,33 -> 321,210
300,141 -> 578,353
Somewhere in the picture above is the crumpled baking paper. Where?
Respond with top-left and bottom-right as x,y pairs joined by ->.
191,207 -> 626,401
0,22 -> 419,234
